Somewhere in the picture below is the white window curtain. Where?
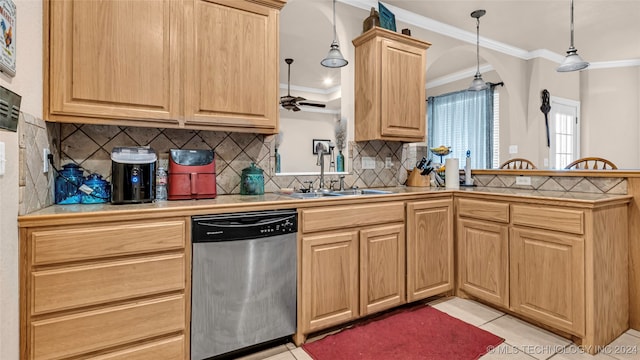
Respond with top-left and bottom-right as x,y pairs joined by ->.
427,87 -> 494,169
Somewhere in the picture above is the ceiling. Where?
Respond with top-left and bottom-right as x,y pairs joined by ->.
280,0 -> 640,93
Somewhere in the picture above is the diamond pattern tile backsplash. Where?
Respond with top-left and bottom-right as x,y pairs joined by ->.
55,123 -> 416,196
17,118 -> 627,214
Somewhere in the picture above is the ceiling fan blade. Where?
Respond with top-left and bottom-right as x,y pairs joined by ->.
294,96 -> 306,102
299,102 -> 326,108
293,105 -> 301,112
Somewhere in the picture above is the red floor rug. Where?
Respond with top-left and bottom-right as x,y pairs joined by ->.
302,305 -> 504,360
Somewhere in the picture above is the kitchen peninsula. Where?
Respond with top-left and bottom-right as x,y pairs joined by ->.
18,183 -> 631,358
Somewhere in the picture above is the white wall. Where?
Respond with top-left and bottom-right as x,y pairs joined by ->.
279,111 -> 337,173
581,66 -> 640,169
0,1 -> 42,359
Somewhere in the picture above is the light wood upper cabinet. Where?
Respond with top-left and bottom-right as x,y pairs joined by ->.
510,227 -> 585,335
353,27 -> 431,142
360,224 -> 405,315
45,0 -> 285,132
406,199 -> 454,302
183,0 -> 280,132
46,0 -> 182,126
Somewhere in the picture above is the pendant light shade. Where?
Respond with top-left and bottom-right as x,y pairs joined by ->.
557,0 -> 589,72
321,0 -> 348,68
468,9 -> 488,91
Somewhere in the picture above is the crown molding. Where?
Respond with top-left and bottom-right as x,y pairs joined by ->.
588,59 -> 640,70
339,0 -> 639,70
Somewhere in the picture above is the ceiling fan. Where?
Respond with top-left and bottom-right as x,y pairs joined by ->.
280,58 -> 326,112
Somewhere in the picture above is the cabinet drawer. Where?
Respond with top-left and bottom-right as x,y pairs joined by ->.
31,220 -> 186,265
457,198 -> 509,223
31,294 -> 185,360
90,335 -> 185,360
32,254 -> 185,315
512,204 -> 584,234
302,202 -> 404,233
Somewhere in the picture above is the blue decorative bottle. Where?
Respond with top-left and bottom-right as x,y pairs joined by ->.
55,163 -> 84,204
275,148 -> 281,173
336,150 -> 344,172
81,173 -> 110,204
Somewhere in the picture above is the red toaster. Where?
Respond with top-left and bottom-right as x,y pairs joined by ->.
167,149 -> 216,200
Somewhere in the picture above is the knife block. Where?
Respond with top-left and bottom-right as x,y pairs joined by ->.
406,167 -> 431,187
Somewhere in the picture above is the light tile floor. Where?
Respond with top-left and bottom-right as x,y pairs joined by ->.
236,297 -> 640,360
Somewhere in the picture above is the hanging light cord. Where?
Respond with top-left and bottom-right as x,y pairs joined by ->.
475,16 -> 481,75
569,0 -> 575,49
332,0 -> 337,44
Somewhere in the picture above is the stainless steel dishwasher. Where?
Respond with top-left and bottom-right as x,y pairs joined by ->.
190,209 -> 297,360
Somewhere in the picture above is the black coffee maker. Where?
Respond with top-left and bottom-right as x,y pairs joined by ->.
110,147 -> 157,204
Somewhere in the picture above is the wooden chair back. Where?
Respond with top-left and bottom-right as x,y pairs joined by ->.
500,158 -> 537,170
564,157 -> 617,170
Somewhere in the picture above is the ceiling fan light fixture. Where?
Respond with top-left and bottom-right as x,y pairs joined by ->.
321,0 -> 348,68
557,0 -> 589,72
468,9 -> 488,91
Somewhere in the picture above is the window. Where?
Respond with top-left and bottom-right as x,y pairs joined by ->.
548,96 -> 580,169
427,86 -> 497,169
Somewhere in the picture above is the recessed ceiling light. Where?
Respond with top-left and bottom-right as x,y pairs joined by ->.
323,77 -> 333,86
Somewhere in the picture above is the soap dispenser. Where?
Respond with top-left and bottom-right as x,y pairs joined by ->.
464,150 -> 473,186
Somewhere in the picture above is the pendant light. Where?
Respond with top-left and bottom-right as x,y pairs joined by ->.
557,0 -> 589,72
321,0 -> 348,68
468,9 -> 488,91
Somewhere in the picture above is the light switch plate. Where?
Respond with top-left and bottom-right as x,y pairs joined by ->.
43,148 -> 50,173
515,176 -> 531,185
0,141 -> 5,176
509,145 -> 518,154
362,156 -> 376,169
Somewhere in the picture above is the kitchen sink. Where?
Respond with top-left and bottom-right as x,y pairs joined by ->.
325,189 -> 394,196
284,192 -> 327,199
284,188 -> 394,199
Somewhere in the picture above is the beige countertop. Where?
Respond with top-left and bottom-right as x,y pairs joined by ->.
18,186 -> 631,227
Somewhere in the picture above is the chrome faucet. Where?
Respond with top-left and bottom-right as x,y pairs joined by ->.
315,142 -> 329,191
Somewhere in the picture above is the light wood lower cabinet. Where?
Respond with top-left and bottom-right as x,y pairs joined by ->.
456,195 -> 629,354
21,218 -> 190,360
406,199 -> 454,302
510,227 -> 585,335
360,224 -> 406,315
301,230 -> 359,334
458,218 -> 509,308
297,201 -> 406,343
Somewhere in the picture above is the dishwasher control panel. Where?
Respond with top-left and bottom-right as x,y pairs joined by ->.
192,209 -> 298,242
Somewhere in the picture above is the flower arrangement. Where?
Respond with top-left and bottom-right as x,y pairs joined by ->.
334,118 -> 346,151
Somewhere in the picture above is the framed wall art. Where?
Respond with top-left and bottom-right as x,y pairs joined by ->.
312,139 -> 331,155
378,2 -> 396,32
0,0 -> 16,77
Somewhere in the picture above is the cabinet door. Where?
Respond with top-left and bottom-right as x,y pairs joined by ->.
380,39 -> 426,140
458,218 -> 509,308
48,0 -> 181,125
406,199 -> 453,302
510,227 -> 585,335
301,231 -> 359,334
184,0 -> 279,132
360,224 -> 406,315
